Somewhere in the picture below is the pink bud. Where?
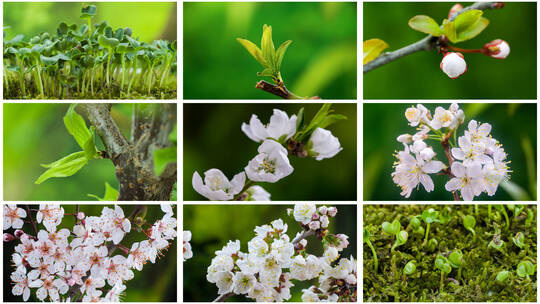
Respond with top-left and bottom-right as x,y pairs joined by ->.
327,207 -> 338,217
318,206 -> 327,215
312,213 -> 319,220
337,234 -> 350,249
440,52 -> 467,79
320,215 -> 329,228
77,212 -> 85,220
14,230 -> 25,238
448,4 -> 463,18
3,233 -> 15,242
483,39 -> 510,59
308,221 -> 320,230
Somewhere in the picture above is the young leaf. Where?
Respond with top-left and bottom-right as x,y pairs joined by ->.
454,10 -> 483,33
363,39 -> 389,65
80,5 -> 97,19
83,127 -> 98,160
261,24 -> 276,70
236,38 -> 267,67
63,104 -> 92,150
88,182 -> 118,201
275,40 -> 292,72
35,151 -> 88,184
296,107 -> 305,130
408,15 -> 444,36
154,146 -> 177,176
442,19 -> 458,43
455,17 -> 489,43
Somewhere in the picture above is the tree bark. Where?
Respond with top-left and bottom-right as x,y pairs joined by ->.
81,104 -> 177,201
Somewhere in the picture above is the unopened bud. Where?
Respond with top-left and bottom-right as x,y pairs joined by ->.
448,4 -> 463,18
493,2 -> 505,9
320,215 -> 329,228
3,233 -> 15,242
77,212 -> 85,220
14,230 -> 25,238
397,134 -> 413,144
483,39 -> 510,59
318,206 -> 327,215
440,52 -> 467,79
299,239 -> 308,247
327,207 -> 338,217
309,221 -> 320,230
312,213 -> 319,220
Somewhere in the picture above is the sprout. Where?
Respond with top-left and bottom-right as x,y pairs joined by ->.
512,232 -> 526,249
516,260 -> 535,279
496,270 -> 510,283
463,215 -> 476,236
494,205 -> 510,230
363,228 -> 378,272
409,215 -> 424,235
435,255 -> 452,293
422,208 -> 439,245
382,220 -> 408,251
438,207 -> 452,224
448,250 -> 464,279
403,260 -> 416,276
488,234 -> 508,256
506,204 -> 525,218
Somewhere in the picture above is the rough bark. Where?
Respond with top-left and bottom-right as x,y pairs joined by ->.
81,104 -> 177,201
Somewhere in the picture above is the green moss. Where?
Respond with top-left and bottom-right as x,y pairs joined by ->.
364,205 -> 537,302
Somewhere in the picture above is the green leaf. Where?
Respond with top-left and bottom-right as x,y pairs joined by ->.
80,5 -> 97,19
35,151 -> 88,184
169,125 -> 177,144
154,146 -> 177,176
454,10 -> 483,33
83,127 -> 98,160
63,104 -> 92,150
363,39 -> 389,65
408,15 -> 444,36
236,38 -> 267,67
455,17 -> 489,43
275,40 -> 292,72
88,182 -> 118,201
98,35 -> 119,48
261,24 -> 276,70
296,107 -> 305,130
317,114 -> 347,130
442,19 -> 458,43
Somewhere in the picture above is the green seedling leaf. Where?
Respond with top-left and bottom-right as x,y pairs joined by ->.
88,182 -> 118,201
237,38 -> 267,67
496,270 -> 510,282
448,250 -> 463,268
363,39 -> 389,65
456,17 -> 489,43
363,228 -> 371,242
57,22 -> 69,36
439,207 -> 452,224
382,219 -> 400,235
512,232 -> 526,249
404,261 -> 416,275
6,34 -> 24,45
63,104 -> 93,150
442,19 -> 458,43
114,28 -> 124,41
422,208 -> 439,224
516,260 -> 535,278
463,215 -> 476,235
275,40 -> 292,72
261,24 -> 276,71
435,255 -> 452,274
80,5 -> 97,19
98,35 -> 119,48
35,151 -> 88,184
408,15 -> 444,36
410,216 -> 422,229
154,146 -> 177,176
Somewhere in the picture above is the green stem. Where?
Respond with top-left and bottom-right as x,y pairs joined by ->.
502,208 -> 509,230
488,205 -> 492,219
120,54 -> 126,90
424,223 -> 430,245
367,241 -> 378,272
106,49 -> 112,87
159,54 -> 172,87
457,267 -> 462,280
440,272 -> 444,293
127,59 -> 137,95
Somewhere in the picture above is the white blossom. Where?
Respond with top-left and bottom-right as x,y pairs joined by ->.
245,140 -> 293,183
440,52 -> 467,79
241,109 -> 297,143
4,204 -> 26,230
192,168 -> 246,200
308,128 -> 343,160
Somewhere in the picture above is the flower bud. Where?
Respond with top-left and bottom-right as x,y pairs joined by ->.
318,206 -> 327,215
14,230 -> 25,238
308,128 -> 342,161
440,52 -> 467,79
448,4 -> 463,18
308,221 -> 320,230
320,215 -> 329,228
299,239 -> 308,247
336,234 -> 349,249
397,134 -> 413,144
312,213 -> 319,220
3,233 -> 15,242
483,39 -> 510,59
327,207 -> 337,217
77,212 -> 85,220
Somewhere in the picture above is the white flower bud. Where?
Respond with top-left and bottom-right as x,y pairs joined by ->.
397,134 -> 413,144
320,215 -> 329,228
308,221 -> 320,230
483,39 -> 510,59
327,207 -> 337,217
440,52 -> 467,79
318,206 -> 327,215
308,128 -> 342,161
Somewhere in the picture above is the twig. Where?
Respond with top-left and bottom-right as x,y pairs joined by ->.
255,80 -> 320,100
25,205 -> 38,236
441,133 -> 460,201
363,2 -> 499,73
213,229 -> 315,302
80,104 -> 129,157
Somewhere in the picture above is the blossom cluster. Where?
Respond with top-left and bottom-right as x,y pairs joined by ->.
392,103 -> 510,200
205,204 -> 356,302
4,204 -> 176,302
192,108 -> 343,201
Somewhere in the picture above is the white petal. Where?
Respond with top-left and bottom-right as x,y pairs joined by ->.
451,148 -> 465,160
461,186 -> 474,201
451,162 -> 466,177
230,172 -> 246,195
419,174 -> 434,192
423,161 -> 444,173
445,178 -> 461,191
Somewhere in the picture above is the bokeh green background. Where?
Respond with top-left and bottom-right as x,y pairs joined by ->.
3,103 -> 176,201
364,103 -> 537,201
3,2 -> 177,43
183,103 -> 357,200
3,205 -> 177,302
183,2 -> 357,99
364,2 -> 536,99
183,204 -> 357,302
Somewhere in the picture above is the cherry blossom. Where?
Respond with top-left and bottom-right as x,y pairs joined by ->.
4,204 -> 26,230
308,128 -> 343,160
245,140 -> 294,183
241,109 -> 297,143
36,204 -> 64,232
192,168 -> 246,200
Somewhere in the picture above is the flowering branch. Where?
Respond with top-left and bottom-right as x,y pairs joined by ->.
364,2 -> 500,73
25,205 -> 38,236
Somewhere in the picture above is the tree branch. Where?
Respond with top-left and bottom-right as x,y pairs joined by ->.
363,2 -> 500,73
25,205 -> 38,236
255,81 -> 320,100
80,104 -> 129,157
213,229 -> 315,302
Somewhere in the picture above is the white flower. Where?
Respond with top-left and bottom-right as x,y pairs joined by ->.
320,215 -> 329,228
216,240 -> 241,256
484,39 -> 510,59
246,185 -> 271,201
102,205 -> 131,244
4,204 -> 26,230
270,239 -> 294,265
232,272 -> 256,294
293,204 -> 316,225
302,288 -> 320,302
440,52 -> 467,79
397,134 -> 413,144
308,128 -> 343,160
245,140 -> 293,183
404,104 -> 429,127
241,109 -> 297,143
183,231 -> 193,261
104,255 -> 134,286
464,120 -> 494,148
430,106 -> 457,130
215,271 -> 235,294
11,268 -> 40,301
248,282 -> 273,302
36,204 -> 64,232
323,246 -> 339,263
248,237 -> 269,257
445,162 -> 484,201
160,204 -> 173,215
192,169 -> 246,200
452,136 -> 492,166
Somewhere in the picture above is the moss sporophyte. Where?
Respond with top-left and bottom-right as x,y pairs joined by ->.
363,205 -> 537,302
3,5 -> 177,99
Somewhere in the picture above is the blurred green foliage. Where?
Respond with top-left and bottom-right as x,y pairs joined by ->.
364,3 -> 536,99
3,204 -> 177,302
3,103 -> 154,201
183,204 -> 357,301
363,103 -> 537,201
183,103 -> 357,200
3,2 -> 176,43
183,2 -> 357,99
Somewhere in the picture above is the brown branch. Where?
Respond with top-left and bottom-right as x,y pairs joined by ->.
255,80 -> 319,100
364,2 -> 501,73
25,205 -> 38,236
80,104 -> 129,157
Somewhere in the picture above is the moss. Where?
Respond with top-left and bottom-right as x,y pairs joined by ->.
363,205 -> 537,302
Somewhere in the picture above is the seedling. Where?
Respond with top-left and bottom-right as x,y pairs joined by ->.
422,208 -> 439,245
448,250 -> 464,279
507,204 -> 525,218
512,232 -> 527,249
495,270 -> 510,283
463,215 -> 476,236
516,260 -> 535,280
494,205 -> 510,230
435,255 -> 452,292
488,234 -> 508,256
403,260 -> 416,276
3,5 -> 177,99
364,228 -> 378,272
382,220 -> 408,251
409,215 -> 424,235
438,207 -> 452,224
